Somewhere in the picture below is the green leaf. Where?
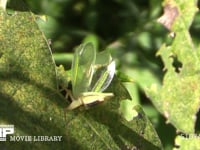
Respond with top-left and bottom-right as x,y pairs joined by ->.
146,0 -> 199,133
0,10 -> 67,149
0,7 -> 163,150
65,78 -> 163,150
174,135 -> 200,150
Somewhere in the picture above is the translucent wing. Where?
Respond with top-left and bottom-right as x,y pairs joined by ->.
91,56 -> 115,92
95,50 -> 112,66
71,43 -> 96,98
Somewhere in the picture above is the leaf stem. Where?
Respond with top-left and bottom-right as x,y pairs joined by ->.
53,53 -> 73,65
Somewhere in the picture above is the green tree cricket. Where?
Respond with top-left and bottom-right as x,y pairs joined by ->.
67,43 -> 115,110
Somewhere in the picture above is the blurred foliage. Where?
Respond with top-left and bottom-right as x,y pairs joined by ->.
5,0 -> 200,149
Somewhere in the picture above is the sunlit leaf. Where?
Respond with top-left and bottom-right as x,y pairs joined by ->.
0,9 -> 67,149
146,0 -> 199,133
173,135 -> 200,150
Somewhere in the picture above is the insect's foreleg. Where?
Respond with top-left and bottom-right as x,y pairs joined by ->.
65,89 -> 74,100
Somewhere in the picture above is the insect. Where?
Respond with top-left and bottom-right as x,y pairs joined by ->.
66,42 -> 115,110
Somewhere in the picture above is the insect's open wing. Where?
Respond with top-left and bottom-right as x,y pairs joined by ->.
71,43 -> 96,98
91,51 -> 115,92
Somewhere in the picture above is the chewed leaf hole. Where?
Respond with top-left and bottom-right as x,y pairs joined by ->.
171,56 -> 182,73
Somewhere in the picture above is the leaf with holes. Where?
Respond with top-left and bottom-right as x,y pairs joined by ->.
146,0 -> 200,133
